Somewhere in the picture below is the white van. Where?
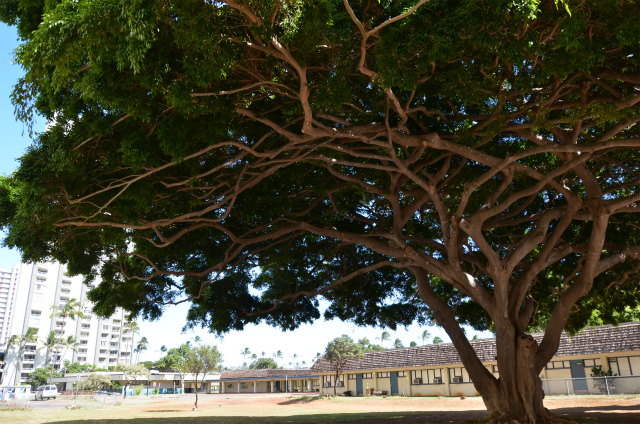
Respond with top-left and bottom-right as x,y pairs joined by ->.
35,385 -> 58,400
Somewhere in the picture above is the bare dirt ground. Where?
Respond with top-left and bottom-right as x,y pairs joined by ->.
6,393 -> 639,423
142,393 -> 640,423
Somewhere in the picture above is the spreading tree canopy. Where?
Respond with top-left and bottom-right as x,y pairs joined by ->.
1,0 -> 639,422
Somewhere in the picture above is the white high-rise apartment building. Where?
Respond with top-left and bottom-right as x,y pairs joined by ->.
1,262 -> 137,385
0,265 -> 20,345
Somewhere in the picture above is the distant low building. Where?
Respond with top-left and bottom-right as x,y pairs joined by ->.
219,369 -> 320,393
53,371 -> 222,395
311,322 -> 640,397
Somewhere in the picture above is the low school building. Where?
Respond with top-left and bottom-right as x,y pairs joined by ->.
219,369 -> 320,393
311,322 -> 640,397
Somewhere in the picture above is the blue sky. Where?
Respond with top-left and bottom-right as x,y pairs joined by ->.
0,24 -> 43,270
0,22 -> 491,367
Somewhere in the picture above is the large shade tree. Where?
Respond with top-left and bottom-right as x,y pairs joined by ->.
1,0 -> 639,422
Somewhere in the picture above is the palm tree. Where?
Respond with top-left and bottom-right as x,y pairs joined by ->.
6,328 -> 38,385
241,347 -> 251,367
49,298 -> 84,383
160,345 -> 168,358
378,331 -> 391,348
410,341 -> 417,347
40,331 -> 57,367
134,336 -> 149,363
123,320 -> 140,364
433,336 -> 443,344
421,329 -> 431,346
292,353 -> 298,367
261,351 -> 266,357
59,336 -> 79,368
393,338 -> 404,349
276,350 -> 283,366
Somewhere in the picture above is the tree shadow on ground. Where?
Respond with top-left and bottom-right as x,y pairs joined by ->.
37,406 -> 640,424
277,395 -> 325,405
41,411 -> 472,424
549,404 -> 640,424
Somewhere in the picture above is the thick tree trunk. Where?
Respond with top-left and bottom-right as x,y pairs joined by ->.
411,268 -> 575,424
485,332 -> 551,423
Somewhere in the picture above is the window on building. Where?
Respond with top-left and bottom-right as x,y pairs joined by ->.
362,373 -> 373,379
546,361 -> 571,370
608,356 -> 640,376
411,369 -> 444,384
30,310 -> 41,317
377,372 -> 390,378
449,367 -> 471,384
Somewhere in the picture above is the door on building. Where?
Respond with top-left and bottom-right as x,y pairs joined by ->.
275,381 -> 281,392
569,360 -> 588,392
356,374 -> 363,395
390,372 -> 399,395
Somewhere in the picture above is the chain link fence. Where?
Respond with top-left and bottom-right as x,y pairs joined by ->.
542,375 -> 640,396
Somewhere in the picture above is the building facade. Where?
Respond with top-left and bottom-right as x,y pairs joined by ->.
219,369 -> 320,394
1,262 -> 137,386
311,322 -> 640,397
0,265 -> 20,345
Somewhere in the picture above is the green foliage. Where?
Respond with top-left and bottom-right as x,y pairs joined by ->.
28,367 -> 61,390
0,176 -> 19,228
590,366 -> 615,378
78,373 -> 112,391
185,344 -> 223,376
133,384 -> 144,396
115,363 -> 150,383
324,335 -> 364,379
63,361 -> 97,373
357,337 -> 384,352
249,357 -> 280,369
156,343 -> 191,373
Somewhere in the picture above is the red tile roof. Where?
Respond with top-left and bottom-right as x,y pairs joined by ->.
310,322 -> 640,373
